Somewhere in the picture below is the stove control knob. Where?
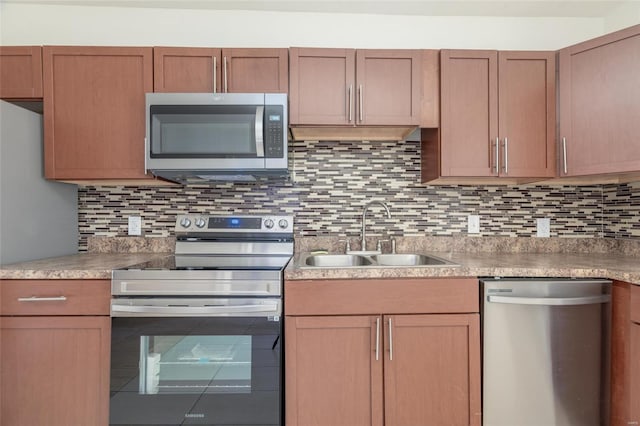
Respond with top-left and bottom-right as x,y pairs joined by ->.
194,217 -> 206,228
179,217 -> 192,228
264,219 -> 275,229
278,219 -> 289,229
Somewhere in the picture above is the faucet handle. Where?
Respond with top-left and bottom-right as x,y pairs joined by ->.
376,239 -> 391,253
338,238 -> 352,254
390,237 -> 397,254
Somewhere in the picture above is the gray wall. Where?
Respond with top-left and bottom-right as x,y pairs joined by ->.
0,100 -> 78,264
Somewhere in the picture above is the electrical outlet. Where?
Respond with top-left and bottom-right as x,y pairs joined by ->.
128,216 -> 142,236
536,218 -> 551,238
467,215 -> 480,234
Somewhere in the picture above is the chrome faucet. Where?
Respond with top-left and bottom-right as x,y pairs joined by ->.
360,201 -> 391,253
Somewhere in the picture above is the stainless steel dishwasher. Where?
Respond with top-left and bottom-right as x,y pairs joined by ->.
482,278 -> 611,426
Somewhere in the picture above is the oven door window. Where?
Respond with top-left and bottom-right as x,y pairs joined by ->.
150,105 -> 260,158
139,335 -> 253,395
110,317 -> 281,426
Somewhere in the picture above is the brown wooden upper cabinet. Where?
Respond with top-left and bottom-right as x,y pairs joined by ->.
432,49 -> 556,182
154,47 -> 289,93
43,46 -> 154,181
559,24 -> 640,179
289,48 -> 422,126
0,46 -> 43,99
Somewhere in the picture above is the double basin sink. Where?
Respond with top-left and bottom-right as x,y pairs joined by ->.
302,253 -> 458,268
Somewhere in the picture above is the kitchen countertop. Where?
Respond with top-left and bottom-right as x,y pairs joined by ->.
2,250 -> 639,286
0,252 -> 170,280
2,236 -> 639,285
285,251 -> 640,285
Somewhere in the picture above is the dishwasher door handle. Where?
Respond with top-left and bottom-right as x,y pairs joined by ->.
487,294 -> 610,306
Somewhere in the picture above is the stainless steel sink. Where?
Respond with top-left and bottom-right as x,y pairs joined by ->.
304,254 -> 374,268
302,253 -> 457,268
372,253 -> 453,266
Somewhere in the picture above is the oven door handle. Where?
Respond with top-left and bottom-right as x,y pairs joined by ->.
111,302 -> 280,317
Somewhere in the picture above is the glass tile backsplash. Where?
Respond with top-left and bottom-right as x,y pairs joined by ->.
77,140 -> 640,251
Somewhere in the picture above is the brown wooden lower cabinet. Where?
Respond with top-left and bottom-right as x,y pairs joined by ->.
631,285 -> 640,424
285,313 -> 480,426
285,278 -> 481,426
631,321 -> 640,424
0,279 -> 111,426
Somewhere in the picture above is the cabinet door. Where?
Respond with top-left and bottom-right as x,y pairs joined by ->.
0,316 -> 111,426
222,48 -> 288,93
498,51 -> 556,178
384,314 -> 481,426
631,285 -> 640,425
43,46 -> 153,180
441,50 -> 498,177
559,25 -> 640,177
0,46 -> 43,98
356,49 -> 421,126
289,47 -> 356,125
631,321 -> 640,424
154,47 -> 221,93
611,281 -> 632,425
285,315 -> 383,426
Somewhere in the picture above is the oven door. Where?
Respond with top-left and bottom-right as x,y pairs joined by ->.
109,298 -> 282,426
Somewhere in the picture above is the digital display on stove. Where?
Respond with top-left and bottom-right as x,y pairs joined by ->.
208,217 -> 263,229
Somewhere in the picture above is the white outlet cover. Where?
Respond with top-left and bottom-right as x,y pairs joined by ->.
536,218 -> 551,238
128,216 -> 142,236
467,215 -> 480,234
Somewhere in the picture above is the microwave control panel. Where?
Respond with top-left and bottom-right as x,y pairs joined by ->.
264,105 -> 285,158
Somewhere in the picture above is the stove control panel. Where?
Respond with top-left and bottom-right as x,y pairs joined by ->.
175,215 -> 294,233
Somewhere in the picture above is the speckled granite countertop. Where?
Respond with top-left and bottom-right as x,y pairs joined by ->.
0,253 -> 170,280
2,236 -> 639,285
285,251 -> 640,285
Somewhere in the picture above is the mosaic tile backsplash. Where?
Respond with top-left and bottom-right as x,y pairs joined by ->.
78,140 -> 640,251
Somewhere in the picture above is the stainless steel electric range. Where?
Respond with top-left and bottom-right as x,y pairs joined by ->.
109,214 -> 293,426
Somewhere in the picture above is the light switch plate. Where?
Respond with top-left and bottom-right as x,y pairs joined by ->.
467,215 -> 480,234
536,218 -> 551,238
128,216 -> 142,236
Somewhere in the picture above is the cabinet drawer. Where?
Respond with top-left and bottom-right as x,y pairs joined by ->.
1,280 -> 110,316
632,285 -> 640,324
285,278 -> 479,315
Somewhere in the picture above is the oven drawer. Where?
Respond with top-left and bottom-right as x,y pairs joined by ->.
1,279 -> 110,316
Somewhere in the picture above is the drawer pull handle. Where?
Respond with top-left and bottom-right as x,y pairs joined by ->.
18,296 -> 67,302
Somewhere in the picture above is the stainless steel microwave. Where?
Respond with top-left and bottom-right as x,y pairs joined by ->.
145,93 -> 288,183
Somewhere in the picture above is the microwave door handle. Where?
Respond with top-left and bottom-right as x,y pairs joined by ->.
255,105 -> 265,157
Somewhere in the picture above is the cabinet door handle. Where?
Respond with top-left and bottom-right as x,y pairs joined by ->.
375,317 -> 380,361
388,317 -> 393,361
223,56 -> 228,93
503,137 -> 509,175
562,137 -> 568,174
358,84 -> 363,123
494,137 -> 500,174
18,296 -> 67,302
213,56 -> 217,93
348,84 -> 353,123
